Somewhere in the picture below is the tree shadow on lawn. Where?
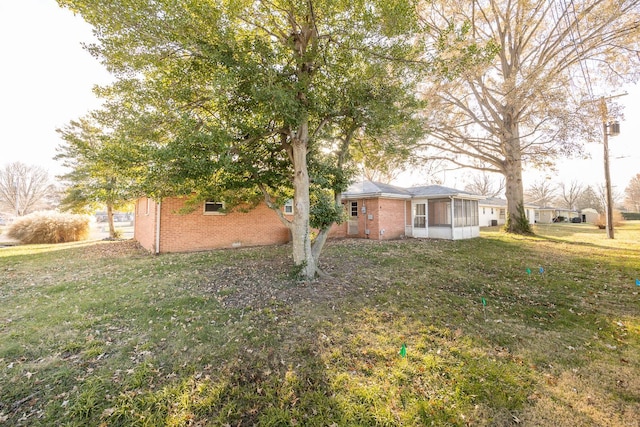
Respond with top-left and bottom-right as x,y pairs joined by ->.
3,238 -> 638,426
531,223 -> 640,253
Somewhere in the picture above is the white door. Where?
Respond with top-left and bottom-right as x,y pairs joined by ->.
412,202 -> 428,238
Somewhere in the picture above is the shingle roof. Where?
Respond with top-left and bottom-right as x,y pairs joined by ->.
408,185 -> 479,198
343,181 -> 411,198
342,181 -> 482,199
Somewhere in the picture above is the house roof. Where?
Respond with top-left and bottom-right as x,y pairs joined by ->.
537,206 -> 578,213
342,181 -> 483,200
408,185 -> 483,199
342,181 -> 411,199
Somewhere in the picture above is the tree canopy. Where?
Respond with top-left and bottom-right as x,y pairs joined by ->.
624,173 -> 640,213
418,0 -> 640,233
57,0 -> 431,278
56,115 -> 139,238
0,162 -> 55,216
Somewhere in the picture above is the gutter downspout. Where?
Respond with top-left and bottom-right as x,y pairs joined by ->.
155,200 -> 161,255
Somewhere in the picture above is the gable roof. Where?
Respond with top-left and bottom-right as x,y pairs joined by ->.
342,181 -> 411,199
342,181 -> 483,200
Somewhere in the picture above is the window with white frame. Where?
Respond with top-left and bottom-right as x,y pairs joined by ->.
204,200 -> 225,214
350,201 -> 358,217
499,209 -> 505,219
428,199 -> 451,226
284,199 -> 294,215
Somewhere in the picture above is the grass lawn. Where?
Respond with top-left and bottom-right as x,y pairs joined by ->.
0,222 -> 638,426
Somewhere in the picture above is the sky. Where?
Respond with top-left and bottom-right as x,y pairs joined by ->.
1,0 -> 639,194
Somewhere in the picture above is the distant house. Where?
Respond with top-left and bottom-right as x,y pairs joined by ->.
535,207 -> 579,224
580,208 -> 599,224
134,181 -> 483,254
478,198 -> 536,227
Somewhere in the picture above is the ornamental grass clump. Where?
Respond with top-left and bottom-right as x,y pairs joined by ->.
7,211 -> 90,244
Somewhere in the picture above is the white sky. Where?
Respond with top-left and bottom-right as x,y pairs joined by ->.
1,0 -> 639,192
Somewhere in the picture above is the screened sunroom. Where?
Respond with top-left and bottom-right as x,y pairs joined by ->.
408,186 -> 481,240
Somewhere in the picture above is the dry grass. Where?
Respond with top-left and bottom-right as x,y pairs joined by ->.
7,211 -> 90,244
0,222 -> 638,426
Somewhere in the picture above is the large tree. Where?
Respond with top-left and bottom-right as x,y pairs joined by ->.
624,173 -> 640,212
463,171 -> 504,197
57,0 -> 431,278
418,0 -> 640,233
575,185 -> 603,212
525,179 -> 557,207
56,116 -> 138,238
558,180 -> 584,211
0,162 -> 55,216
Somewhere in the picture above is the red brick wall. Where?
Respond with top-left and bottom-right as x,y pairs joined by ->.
328,204 -> 348,238
151,197 -> 291,253
376,198 -> 408,239
134,197 -> 158,252
328,197 -> 408,240
135,195 -> 408,253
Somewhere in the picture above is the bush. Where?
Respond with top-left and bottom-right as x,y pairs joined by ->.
621,212 -> 640,221
7,211 -> 90,244
593,210 -> 624,229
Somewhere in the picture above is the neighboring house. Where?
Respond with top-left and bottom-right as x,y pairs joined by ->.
580,208 -> 599,224
134,181 -> 483,254
478,197 -> 536,227
535,207 -> 579,224
330,181 -> 482,241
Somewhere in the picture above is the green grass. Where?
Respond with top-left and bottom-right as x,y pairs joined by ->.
0,222 -> 639,426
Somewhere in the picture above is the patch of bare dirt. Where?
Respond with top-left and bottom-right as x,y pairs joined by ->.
78,239 -> 147,260
198,239 -> 385,311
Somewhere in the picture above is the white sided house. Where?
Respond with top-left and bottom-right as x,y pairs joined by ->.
479,197 -> 536,227
535,207 -> 580,224
337,181 -> 482,241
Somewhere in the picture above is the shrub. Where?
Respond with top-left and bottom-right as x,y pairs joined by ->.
7,211 -> 90,244
621,212 -> 640,221
593,210 -> 624,229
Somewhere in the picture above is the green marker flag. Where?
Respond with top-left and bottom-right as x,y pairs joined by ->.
481,297 -> 487,306
526,268 -> 531,275
399,344 -> 407,358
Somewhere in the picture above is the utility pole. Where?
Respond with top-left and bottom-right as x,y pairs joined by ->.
598,94 -> 625,239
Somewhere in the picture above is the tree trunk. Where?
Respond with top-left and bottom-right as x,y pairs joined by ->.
503,114 -> 532,234
290,121 -> 317,279
106,203 -> 117,239
311,190 -> 343,269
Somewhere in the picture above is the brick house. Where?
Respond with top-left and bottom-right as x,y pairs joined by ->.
331,181 -> 482,241
134,197 -> 292,253
134,181 -> 482,253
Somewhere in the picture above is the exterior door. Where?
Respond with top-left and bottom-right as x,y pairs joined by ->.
412,202 -> 428,238
348,201 -> 359,235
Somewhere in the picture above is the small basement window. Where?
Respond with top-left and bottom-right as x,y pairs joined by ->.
204,200 -> 225,215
